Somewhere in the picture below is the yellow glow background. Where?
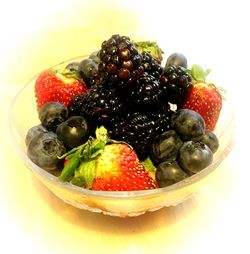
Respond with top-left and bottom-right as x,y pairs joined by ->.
0,0 -> 249,253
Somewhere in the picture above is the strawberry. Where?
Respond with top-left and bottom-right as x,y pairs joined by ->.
35,67 -> 87,110
58,126 -> 158,191
179,65 -> 222,131
92,144 -> 158,191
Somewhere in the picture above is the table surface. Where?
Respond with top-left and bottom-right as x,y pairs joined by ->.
1,1 -> 249,253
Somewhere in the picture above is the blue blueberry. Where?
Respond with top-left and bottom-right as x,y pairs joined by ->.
178,141 -> 213,174
25,124 -> 48,146
165,53 -> 188,69
56,116 -> 89,148
65,62 -> 80,73
196,129 -> 219,153
171,109 -> 205,140
39,102 -> 68,131
79,58 -> 98,86
151,130 -> 183,165
156,161 -> 188,187
27,132 -> 66,171
89,51 -> 100,64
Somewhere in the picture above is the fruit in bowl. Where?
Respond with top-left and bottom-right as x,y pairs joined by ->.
10,34 -> 234,217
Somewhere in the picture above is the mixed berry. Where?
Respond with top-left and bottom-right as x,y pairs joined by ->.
26,34 -> 223,191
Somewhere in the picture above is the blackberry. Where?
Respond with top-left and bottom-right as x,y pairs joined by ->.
129,73 -> 166,111
146,103 -> 174,137
141,51 -> 163,78
68,93 -> 86,116
97,34 -> 144,87
81,83 -> 124,126
160,65 -> 193,105
109,112 -> 155,160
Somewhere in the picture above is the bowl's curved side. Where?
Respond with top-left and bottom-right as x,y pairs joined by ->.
31,167 -> 212,217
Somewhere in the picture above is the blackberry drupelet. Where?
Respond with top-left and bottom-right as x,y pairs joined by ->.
146,103 -> 174,137
129,73 -> 166,111
141,51 -> 163,78
160,65 -> 193,105
68,93 -> 86,116
109,112 -> 155,160
97,34 -> 144,87
81,83 -> 124,126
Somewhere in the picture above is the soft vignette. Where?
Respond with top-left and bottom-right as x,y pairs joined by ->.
0,0 -> 250,253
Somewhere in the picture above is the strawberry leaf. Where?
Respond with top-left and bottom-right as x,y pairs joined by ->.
189,64 -> 211,82
59,154 -> 81,182
95,126 -> 108,142
73,160 -> 97,189
142,157 -> 156,173
70,176 -> 86,187
89,140 -> 106,159
134,41 -> 164,62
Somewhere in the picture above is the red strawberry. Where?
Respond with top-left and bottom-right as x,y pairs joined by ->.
179,65 -> 222,131
35,69 -> 87,110
91,144 -> 158,191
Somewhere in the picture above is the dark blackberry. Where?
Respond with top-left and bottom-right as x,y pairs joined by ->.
81,83 -> 124,126
141,51 -> 163,78
68,93 -> 86,116
97,34 -> 144,87
129,73 -> 166,111
160,65 -> 193,105
109,112 -> 155,160
146,103 -> 174,137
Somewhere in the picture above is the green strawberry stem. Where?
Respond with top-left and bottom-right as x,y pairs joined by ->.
59,154 -> 81,182
187,64 -> 211,82
72,159 -> 97,188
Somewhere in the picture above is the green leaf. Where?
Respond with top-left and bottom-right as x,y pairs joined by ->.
79,135 -> 107,161
142,157 -> 156,173
57,146 -> 80,160
73,160 -> 97,189
189,64 -> 211,82
133,40 -> 164,61
95,126 -> 108,142
80,141 -> 91,160
89,140 -> 106,159
70,176 -> 86,187
59,154 -> 81,182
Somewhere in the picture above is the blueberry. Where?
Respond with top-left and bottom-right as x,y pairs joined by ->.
151,130 -> 183,165
165,52 -> 188,69
196,129 -> 219,153
25,124 -> 48,146
56,116 -> 89,148
39,102 -> 68,131
65,62 -> 80,73
27,132 -> 66,171
156,161 -> 188,187
89,51 -> 100,64
178,141 -> 213,174
79,58 -> 98,86
171,109 -> 205,140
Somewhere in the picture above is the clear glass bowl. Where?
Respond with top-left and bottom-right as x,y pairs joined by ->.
9,56 -> 235,217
